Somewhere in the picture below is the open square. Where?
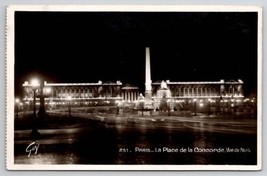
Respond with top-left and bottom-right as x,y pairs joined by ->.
6,5 -> 262,170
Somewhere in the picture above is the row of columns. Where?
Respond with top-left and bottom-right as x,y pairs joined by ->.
54,87 -> 97,98
179,87 -> 218,97
52,86 -> 121,98
153,85 -> 243,97
122,91 -> 139,101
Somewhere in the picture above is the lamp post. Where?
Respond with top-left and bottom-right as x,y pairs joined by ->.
193,98 -> 197,116
230,98 -> 235,114
167,99 -> 171,116
67,96 -> 72,118
208,98 -> 211,115
219,95 -> 222,114
139,99 -> 145,116
31,78 -> 40,138
115,100 -> 120,115
15,98 -> 20,119
44,87 -> 51,110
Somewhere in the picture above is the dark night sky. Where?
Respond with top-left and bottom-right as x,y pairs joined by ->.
15,11 -> 258,96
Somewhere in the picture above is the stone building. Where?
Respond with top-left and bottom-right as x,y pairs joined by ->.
21,47 -> 245,113
152,79 -> 244,100
151,79 -> 245,113
121,84 -> 139,102
22,80 -> 142,109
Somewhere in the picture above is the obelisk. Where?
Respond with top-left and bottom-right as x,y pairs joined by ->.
145,47 -> 152,108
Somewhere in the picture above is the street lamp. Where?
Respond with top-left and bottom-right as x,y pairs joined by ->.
31,78 -> 40,138
15,98 -> 20,118
44,87 -> 51,94
193,98 -> 197,116
44,87 -> 51,109
115,100 -> 120,115
219,95 -> 222,114
139,99 -> 145,116
167,99 -> 171,116
67,96 -> 72,118
208,98 -> 211,115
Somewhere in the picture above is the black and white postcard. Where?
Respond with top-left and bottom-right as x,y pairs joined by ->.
6,5 -> 262,170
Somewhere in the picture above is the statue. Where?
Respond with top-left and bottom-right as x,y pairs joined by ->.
160,81 -> 168,89
139,93 -> 144,99
156,80 -> 172,98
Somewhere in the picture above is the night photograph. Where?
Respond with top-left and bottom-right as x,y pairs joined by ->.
7,6 -> 261,170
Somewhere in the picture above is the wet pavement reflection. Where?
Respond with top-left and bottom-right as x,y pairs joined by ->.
14,116 -> 257,165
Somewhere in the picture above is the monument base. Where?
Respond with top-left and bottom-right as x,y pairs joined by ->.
144,91 -> 153,109
144,101 -> 153,110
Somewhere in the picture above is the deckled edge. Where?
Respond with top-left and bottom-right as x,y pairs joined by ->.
6,5 -> 15,170
5,5 -> 263,170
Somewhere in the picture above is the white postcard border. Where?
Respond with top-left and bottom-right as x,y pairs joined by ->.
6,5 -> 263,170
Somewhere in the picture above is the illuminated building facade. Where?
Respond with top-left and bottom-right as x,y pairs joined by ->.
151,79 -> 245,114
121,84 -> 139,102
22,79 -> 244,106
21,47 -> 248,114
20,77 -> 256,115
152,79 -> 244,100
23,81 -> 132,108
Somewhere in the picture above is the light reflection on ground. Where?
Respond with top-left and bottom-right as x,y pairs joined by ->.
14,115 -> 257,165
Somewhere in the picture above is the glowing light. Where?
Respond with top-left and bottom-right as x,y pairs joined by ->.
233,94 -> 244,98
49,102 -> 56,105
199,103 -> 204,107
44,87 -> 51,94
23,81 -> 29,86
31,78 -> 40,88
244,98 -> 249,102
15,98 -> 20,104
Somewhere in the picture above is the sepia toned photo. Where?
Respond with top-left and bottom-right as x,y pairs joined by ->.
6,5 -> 262,170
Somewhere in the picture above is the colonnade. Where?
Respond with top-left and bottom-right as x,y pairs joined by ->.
152,81 -> 243,98
122,91 -> 139,101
